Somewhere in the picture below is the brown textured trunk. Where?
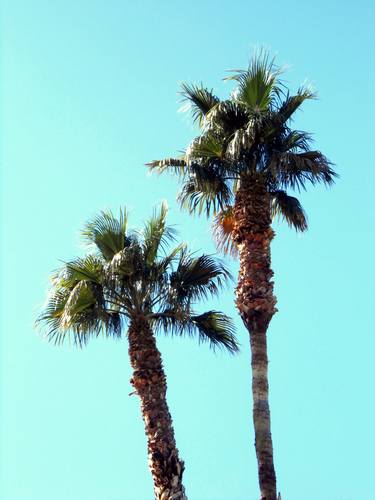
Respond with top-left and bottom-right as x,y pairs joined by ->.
128,315 -> 187,500
232,175 -> 278,500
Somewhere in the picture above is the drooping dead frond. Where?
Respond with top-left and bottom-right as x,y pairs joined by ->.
270,190 -> 308,231
212,206 -> 237,257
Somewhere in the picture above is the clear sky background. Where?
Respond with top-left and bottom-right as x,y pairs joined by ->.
1,1 -> 375,499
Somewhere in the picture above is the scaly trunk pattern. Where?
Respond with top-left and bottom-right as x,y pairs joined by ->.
128,315 -> 187,500
232,175 -> 278,500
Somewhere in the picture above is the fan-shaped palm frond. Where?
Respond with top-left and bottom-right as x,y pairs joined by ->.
110,243 -> 143,280
152,309 -> 238,353
270,190 -> 308,231
276,129 -> 313,153
82,208 -> 129,261
190,311 -> 238,353
169,250 -> 232,304
141,202 -> 178,265
36,288 -> 70,344
225,49 -> 284,111
178,172 -> 232,216
205,100 -> 249,133
273,87 -> 316,126
38,266 -> 121,346
186,132 -> 227,161
273,150 -> 337,191
53,255 -> 104,290
146,158 -> 187,177
180,82 -> 220,127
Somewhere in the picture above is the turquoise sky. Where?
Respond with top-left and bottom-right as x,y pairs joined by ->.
2,1 -> 375,499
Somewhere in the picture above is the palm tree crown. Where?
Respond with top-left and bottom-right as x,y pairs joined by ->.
148,51 -> 337,253
37,203 -> 238,352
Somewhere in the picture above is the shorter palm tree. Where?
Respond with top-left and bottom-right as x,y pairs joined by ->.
37,203 -> 238,500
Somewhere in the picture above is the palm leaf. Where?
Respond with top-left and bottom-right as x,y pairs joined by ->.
186,132 -> 226,161
190,311 -> 239,353
180,82 -> 220,126
205,100 -> 249,133
141,202 -> 178,265
82,208 -> 129,261
146,157 -> 187,177
152,309 -> 238,354
169,251 -> 232,304
225,49 -> 284,111
270,190 -> 308,231
275,87 -> 316,125
275,150 -> 337,190
178,170 -> 233,217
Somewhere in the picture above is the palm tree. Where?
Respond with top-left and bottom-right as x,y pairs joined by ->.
36,203 -> 238,500
147,51 -> 336,500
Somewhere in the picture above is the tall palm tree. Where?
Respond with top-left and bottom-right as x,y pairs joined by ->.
37,204 -> 238,500
147,51 -> 336,500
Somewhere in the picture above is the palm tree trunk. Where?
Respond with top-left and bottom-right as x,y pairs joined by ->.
128,315 -> 187,500
233,175 -> 278,500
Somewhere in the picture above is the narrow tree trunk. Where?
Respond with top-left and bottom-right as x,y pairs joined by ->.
128,315 -> 187,500
232,175 -> 278,500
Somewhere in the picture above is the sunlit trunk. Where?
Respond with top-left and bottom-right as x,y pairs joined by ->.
233,175 -> 277,500
128,315 -> 187,500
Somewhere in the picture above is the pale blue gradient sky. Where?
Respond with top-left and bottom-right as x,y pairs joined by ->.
1,1 -> 375,499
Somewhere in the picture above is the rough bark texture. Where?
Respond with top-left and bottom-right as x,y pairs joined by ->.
232,175 -> 278,500
128,316 -> 187,500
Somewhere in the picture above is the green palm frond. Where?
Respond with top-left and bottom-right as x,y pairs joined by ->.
180,82 -> 220,126
54,255 -> 104,289
156,243 -> 186,275
190,311 -> 239,353
36,274 -> 121,346
270,190 -> 308,231
152,309 -> 238,354
36,288 -> 70,343
225,49 -> 284,112
186,132 -> 226,161
274,150 -> 337,191
227,126 -> 255,160
110,243 -> 142,278
146,158 -> 187,177
277,130 -> 313,153
61,281 -> 98,326
82,208 -> 129,261
205,100 -> 249,133
169,251 -> 232,304
275,87 -> 316,125
141,202 -> 178,265
178,169 -> 233,217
